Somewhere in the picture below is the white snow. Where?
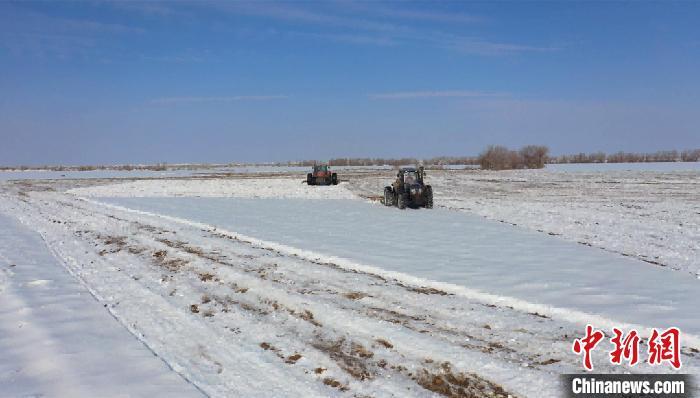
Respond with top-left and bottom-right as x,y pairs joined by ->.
350,168 -> 700,277
0,211 -> 203,397
94,197 -> 700,347
2,191 -> 570,397
0,165 -> 393,182
69,177 -> 358,200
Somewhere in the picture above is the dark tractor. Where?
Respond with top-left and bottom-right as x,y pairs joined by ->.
383,166 -> 433,209
307,164 -> 338,186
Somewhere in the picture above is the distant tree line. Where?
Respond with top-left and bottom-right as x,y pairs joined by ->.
3,147 -> 699,171
285,147 -> 700,170
285,146 -> 549,170
0,163 -> 172,172
550,149 -> 700,164
283,156 -> 480,167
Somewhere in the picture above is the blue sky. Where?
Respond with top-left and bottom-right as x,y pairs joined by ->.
1,1 -> 699,165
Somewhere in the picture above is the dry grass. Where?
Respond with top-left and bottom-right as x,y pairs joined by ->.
198,272 -> 215,282
151,249 -> 187,272
311,338 -> 375,381
375,339 -> 393,349
414,362 -> 512,398
407,285 -> 450,296
260,342 -> 274,351
285,353 -> 302,364
291,309 -> 322,327
343,291 -> 368,300
322,377 -> 349,391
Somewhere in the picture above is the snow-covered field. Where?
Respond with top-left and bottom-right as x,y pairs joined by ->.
1,166 -> 699,397
0,165 -> 392,182
69,178 -> 357,200
545,161 -> 700,172
350,168 -> 700,278
92,197 -> 700,338
0,212 -> 204,397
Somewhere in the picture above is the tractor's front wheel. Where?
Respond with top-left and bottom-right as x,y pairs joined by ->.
383,187 -> 394,206
331,173 -> 338,185
424,185 -> 433,209
307,173 -> 314,185
397,193 -> 407,209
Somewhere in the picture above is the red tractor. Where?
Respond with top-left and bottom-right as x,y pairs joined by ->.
307,164 -> 338,186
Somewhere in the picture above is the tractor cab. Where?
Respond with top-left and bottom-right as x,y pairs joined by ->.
401,169 -> 418,185
313,164 -> 330,176
396,167 -> 425,187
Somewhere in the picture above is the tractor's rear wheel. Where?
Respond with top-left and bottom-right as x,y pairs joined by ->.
307,173 -> 313,185
424,185 -> 433,209
383,187 -> 394,206
397,193 -> 407,209
331,173 -> 338,185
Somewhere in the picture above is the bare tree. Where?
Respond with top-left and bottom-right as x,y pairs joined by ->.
681,149 -> 700,162
519,145 -> 549,169
479,145 -> 520,170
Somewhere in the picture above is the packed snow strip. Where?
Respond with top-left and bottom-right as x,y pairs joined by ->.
349,168 -> 700,277
88,197 -> 700,349
69,177 -> 358,200
0,211 -> 204,397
